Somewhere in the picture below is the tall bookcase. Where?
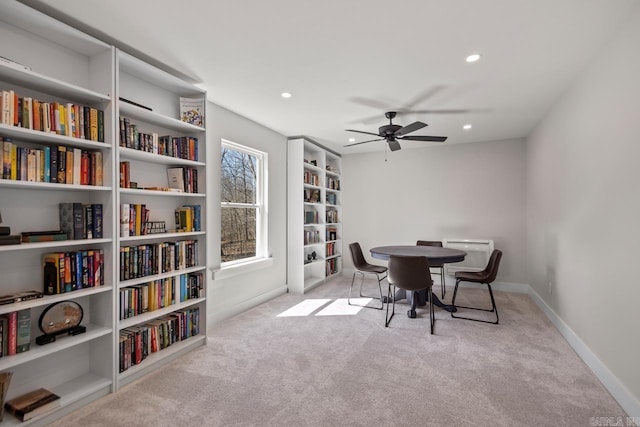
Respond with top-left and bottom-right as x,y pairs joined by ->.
115,51 -> 207,389
0,2 -> 208,424
287,137 -> 342,293
0,2 -> 115,425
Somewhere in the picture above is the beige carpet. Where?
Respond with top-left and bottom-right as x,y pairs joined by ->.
50,276 -> 628,426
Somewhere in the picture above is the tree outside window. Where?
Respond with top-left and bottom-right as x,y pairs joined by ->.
221,141 -> 266,263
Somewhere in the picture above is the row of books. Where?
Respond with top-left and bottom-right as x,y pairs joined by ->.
304,210 -> 319,224
0,137 -> 104,185
43,249 -> 105,295
326,242 -> 337,257
326,177 -> 340,190
326,257 -> 340,276
0,309 -> 30,357
304,229 -> 321,245
167,166 -> 199,193
175,205 -> 202,233
303,171 -> 319,186
0,89 -> 105,142
119,272 -> 204,320
119,307 -> 200,373
119,117 -> 199,161
326,193 -> 338,205
119,204 -> 201,237
119,240 -> 199,281
326,209 -> 339,224
59,203 -> 103,240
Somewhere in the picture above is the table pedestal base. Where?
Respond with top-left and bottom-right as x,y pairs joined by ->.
392,289 -> 457,315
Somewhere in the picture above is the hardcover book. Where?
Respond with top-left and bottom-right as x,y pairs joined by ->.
167,167 -> 185,192
179,97 -> 204,127
4,388 -> 60,422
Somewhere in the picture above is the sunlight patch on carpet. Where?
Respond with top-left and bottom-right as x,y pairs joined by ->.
277,299 -> 331,317
314,298 -> 371,316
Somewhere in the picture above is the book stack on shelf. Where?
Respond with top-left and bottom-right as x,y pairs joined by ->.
59,203 -> 103,240
0,90 -> 105,142
1,137 -> 103,185
43,250 -> 105,294
0,308 -> 31,357
4,387 -> 60,422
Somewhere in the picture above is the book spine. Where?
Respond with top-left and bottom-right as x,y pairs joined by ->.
92,204 -> 103,238
73,203 -> 84,240
7,311 -> 17,356
57,146 -> 66,184
16,309 -> 30,353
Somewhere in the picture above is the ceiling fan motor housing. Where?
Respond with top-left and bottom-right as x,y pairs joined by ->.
379,124 -> 402,138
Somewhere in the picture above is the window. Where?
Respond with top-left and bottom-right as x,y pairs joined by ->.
221,140 -> 268,265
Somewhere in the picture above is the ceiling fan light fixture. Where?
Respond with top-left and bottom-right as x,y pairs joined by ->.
466,53 -> 481,63
281,92 -> 292,99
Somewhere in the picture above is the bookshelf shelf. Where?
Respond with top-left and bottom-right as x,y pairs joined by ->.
0,123 -> 113,149
119,188 -> 205,198
288,138 -> 342,293
119,146 -> 205,167
118,297 -> 205,330
0,238 -> 112,252
0,286 -> 112,316
118,334 -> 206,387
0,324 -> 111,371
2,373 -> 112,427
117,266 -> 206,289
119,101 -> 205,133
0,179 -> 111,192
119,230 -> 206,243
0,63 -> 111,105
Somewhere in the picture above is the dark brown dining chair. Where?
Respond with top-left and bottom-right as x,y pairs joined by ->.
416,240 -> 446,298
386,255 -> 435,334
348,242 -> 386,310
451,249 -> 503,324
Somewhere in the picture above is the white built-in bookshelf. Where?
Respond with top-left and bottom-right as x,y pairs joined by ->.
287,137 -> 342,293
0,2 -> 115,425
115,50 -> 207,389
0,2 -> 207,424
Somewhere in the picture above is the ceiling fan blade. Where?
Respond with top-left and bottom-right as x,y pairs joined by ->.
395,121 -> 427,137
406,109 -> 470,114
348,96 -> 394,111
400,135 -> 448,142
344,138 -> 384,147
404,86 -> 446,109
388,140 -> 402,151
345,129 -> 381,137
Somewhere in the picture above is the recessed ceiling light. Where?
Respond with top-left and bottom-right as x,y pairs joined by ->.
463,124 -> 472,130
281,92 -> 292,98
348,138 -> 355,142
466,54 -> 481,63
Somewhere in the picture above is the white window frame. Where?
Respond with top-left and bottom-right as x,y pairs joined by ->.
219,139 -> 269,274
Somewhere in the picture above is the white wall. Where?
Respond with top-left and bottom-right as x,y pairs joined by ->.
342,138 -> 527,284
206,102 -> 288,326
526,4 -> 640,412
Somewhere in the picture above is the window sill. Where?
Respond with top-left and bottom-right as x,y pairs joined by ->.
212,257 -> 274,280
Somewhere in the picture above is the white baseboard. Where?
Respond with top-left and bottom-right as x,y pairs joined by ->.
208,285 -> 288,327
528,287 -> 639,417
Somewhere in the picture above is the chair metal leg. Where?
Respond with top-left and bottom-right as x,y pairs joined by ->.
451,279 -> 499,324
349,271 -> 385,310
429,289 -> 435,334
385,284 -> 395,327
439,267 -> 445,299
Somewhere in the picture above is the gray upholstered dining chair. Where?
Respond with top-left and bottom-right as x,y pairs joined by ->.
416,240 -> 446,298
386,255 -> 435,334
348,242 -> 386,310
451,249 -> 503,324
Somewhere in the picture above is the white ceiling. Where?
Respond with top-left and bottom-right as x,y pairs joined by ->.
21,0 -> 638,154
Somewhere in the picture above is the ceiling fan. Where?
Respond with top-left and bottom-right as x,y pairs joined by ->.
345,111 -> 447,152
